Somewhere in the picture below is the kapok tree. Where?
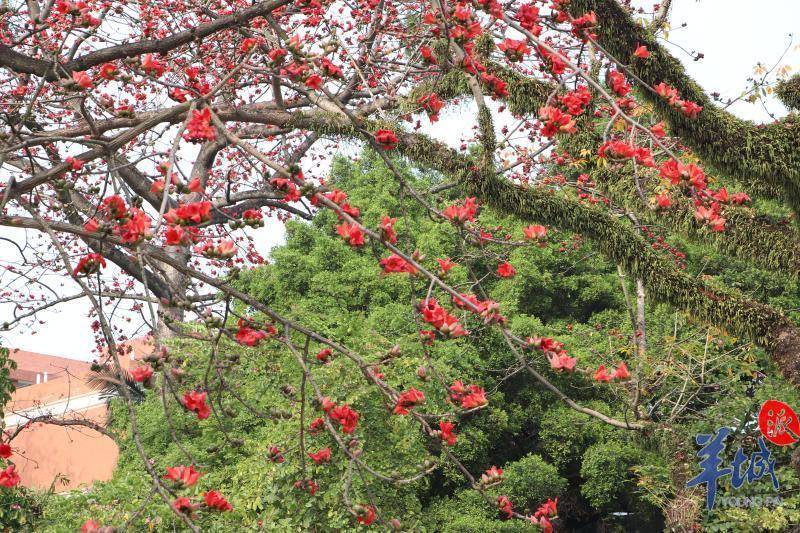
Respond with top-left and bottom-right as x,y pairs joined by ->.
0,0 -> 798,529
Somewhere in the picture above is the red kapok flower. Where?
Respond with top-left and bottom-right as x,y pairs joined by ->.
497,495 -> 514,520
130,365 -> 154,382
481,465 -> 503,486
523,225 -> 547,241
72,70 -> 93,89
316,348 -> 333,363
173,496 -> 195,515
81,519 -> 102,533
356,504 -> 376,525
438,420 -> 457,446
0,464 -> 20,488
497,262 -> 516,278
379,254 -> 417,275
182,391 -> 210,420
374,129 -> 398,150
308,447 -> 331,464
183,108 -> 216,143
74,253 -> 106,276
336,222 -> 365,247
593,365 -> 612,383
612,362 -> 630,380
164,465 -> 202,486
393,388 -> 425,415
329,404 -> 359,434
634,44 -> 650,59
204,490 -> 232,512
0,443 -> 11,459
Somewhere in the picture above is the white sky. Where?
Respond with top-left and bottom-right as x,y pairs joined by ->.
1,0 -> 798,360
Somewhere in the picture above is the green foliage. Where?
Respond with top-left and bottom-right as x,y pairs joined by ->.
33,153 -> 800,531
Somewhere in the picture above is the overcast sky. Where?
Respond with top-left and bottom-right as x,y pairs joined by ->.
1,0 -> 798,360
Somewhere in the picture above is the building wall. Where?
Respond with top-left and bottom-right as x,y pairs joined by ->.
9,405 -> 119,491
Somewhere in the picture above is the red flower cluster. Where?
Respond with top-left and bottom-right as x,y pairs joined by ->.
436,420 -> 457,446
559,86 -> 592,115
496,261 -> 516,278
204,490 -> 232,511
593,362 -> 630,382
533,497 -> 558,532
516,3 -> 541,34
654,82 -> 703,118
538,106 -> 577,137
0,464 -> 20,488
270,177 -> 301,202
481,465 -> 503,486
607,70 -> 631,97
497,495 -> 514,520
449,380 -> 488,409
182,390 -> 210,419
393,387 -> 425,415
164,465 -> 201,486
420,298 -> 468,338
336,222 -> 365,247
183,108 -> 216,143
329,404 -> 359,434
379,254 -> 417,275
571,11 -> 597,41
308,447 -> 331,464
73,253 -> 106,276
235,318 -> 275,347
417,93 -> 444,122
498,38 -> 530,62
130,364 -> 154,382
196,239 -> 236,259
443,197 -> 478,223
374,129 -> 398,150
165,201 -> 212,226
0,443 -> 11,459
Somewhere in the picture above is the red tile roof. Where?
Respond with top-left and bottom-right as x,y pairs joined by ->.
8,349 -> 92,383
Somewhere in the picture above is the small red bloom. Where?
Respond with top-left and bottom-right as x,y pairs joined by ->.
437,420 -> 457,446
316,348 -> 333,363
437,257 -> 456,274
130,365 -> 154,382
308,447 -> 331,464
356,504 -> 376,525
173,496 -> 195,515
183,108 -> 216,143
0,443 -> 11,459
182,391 -> 210,420
72,71 -> 93,89
204,490 -> 233,511
0,464 -> 20,488
523,225 -> 548,241
336,223 -> 365,247
374,129 -> 398,150
497,262 -> 516,278
379,254 -> 417,275
74,253 -> 106,276
593,365 -> 612,383
393,388 -> 425,415
634,44 -> 651,59
329,404 -> 359,434
612,362 -> 630,380
164,465 -> 201,486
